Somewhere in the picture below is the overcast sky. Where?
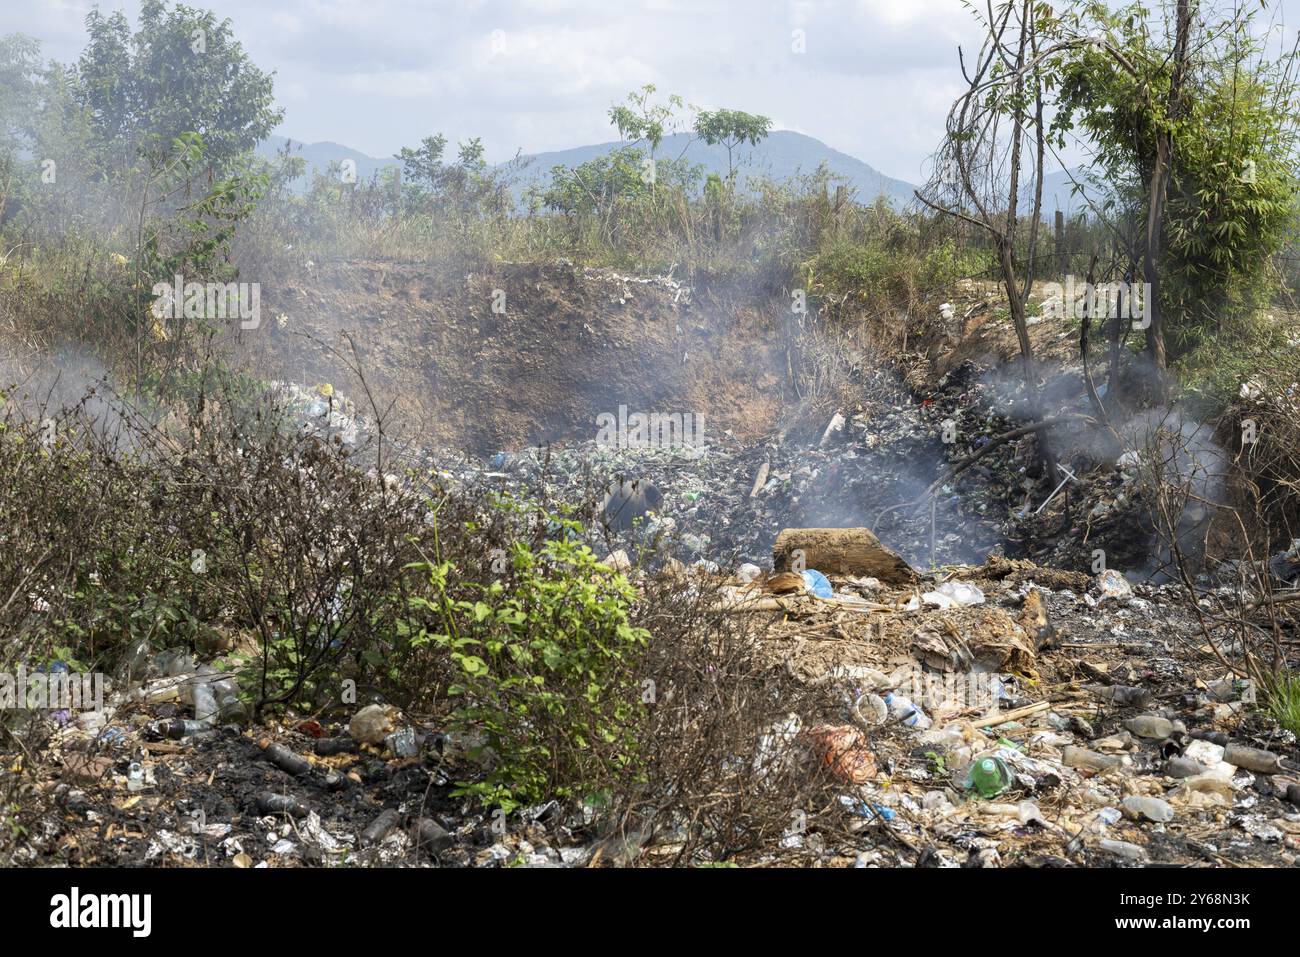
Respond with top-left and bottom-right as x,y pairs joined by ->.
4,1 -> 1298,182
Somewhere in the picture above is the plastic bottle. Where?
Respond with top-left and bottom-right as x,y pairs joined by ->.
1062,746 -> 1122,772
883,692 -> 932,730
190,679 -> 219,725
256,792 -> 310,819
264,743 -> 311,776
1098,838 -> 1149,862
1224,743 -> 1286,774
967,756 -> 1014,798
210,677 -> 249,724
1123,714 -> 1177,739
360,808 -> 402,848
1085,684 -> 1150,707
1122,795 -> 1175,823
148,717 -> 214,740
1165,755 -> 1207,779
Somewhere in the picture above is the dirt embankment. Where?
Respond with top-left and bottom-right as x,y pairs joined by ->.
239,260 -> 790,455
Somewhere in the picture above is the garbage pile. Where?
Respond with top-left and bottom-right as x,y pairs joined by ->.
26,647 -> 612,868
705,537 -> 1300,867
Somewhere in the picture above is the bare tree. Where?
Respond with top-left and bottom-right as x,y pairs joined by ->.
917,0 -> 1057,477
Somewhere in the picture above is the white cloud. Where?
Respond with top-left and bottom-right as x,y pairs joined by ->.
8,0 -> 1296,181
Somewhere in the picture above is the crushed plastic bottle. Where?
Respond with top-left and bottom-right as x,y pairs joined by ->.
1095,569 -> 1133,601
966,756 -> 1014,798
190,679 -> 219,725
883,692 -> 932,730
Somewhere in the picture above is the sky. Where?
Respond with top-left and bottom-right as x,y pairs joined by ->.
3,0 -> 1298,183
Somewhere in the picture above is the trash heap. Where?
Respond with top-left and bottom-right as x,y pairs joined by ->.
704,532 -> 1300,867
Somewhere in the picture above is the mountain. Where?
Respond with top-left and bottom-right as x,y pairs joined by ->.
257,130 -> 919,207
258,134 -> 397,184
506,130 -> 919,207
256,131 -> 1096,217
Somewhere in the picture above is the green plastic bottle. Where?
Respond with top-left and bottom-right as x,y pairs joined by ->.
968,756 -> 1014,798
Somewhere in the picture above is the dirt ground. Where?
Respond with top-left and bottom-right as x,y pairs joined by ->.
238,260 -> 788,454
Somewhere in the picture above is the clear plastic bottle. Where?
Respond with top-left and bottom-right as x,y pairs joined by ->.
883,692 -> 932,730
190,679 -> 219,725
1062,746 -> 1121,772
1122,795 -> 1174,823
211,677 -> 249,724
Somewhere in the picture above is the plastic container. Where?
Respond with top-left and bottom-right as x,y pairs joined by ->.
190,680 -> 219,725
210,677 -> 249,724
967,756 -> 1014,798
1062,746 -> 1122,772
883,692 -> 932,730
1123,714 -> 1176,739
1224,743 -> 1285,774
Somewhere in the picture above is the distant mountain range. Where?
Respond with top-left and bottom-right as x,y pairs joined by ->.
256,132 -> 1095,216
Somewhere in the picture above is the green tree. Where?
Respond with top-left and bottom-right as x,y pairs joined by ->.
74,0 -> 282,176
1055,0 -> 1298,372
0,34 -> 41,217
608,83 -> 684,157
693,108 -> 773,184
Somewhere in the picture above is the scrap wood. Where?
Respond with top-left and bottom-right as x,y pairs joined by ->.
970,700 -> 1052,729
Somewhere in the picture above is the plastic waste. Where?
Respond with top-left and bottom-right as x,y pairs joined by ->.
349,703 -> 395,745
933,580 -> 985,606
1123,714 -> 1178,740
966,756 -> 1014,798
1062,746 -> 1122,772
800,569 -> 833,598
1095,569 -> 1133,601
907,581 -> 985,610
385,727 -> 419,758
1224,743 -> 1286,774
147,718 -> 215,740
883,692 -> 932,730
264,743 -> 311,776
1121,795 -> 1174,823
1098,838 -> 1149,862
1083,684 -> 1150,707
360,808 -> 402,848
412,818 -> 453,856
256,792 -> 311,819
852,692 -> 889,728
190,679 -> 219,725
315,736 -> 358,756
1165,755 -> 1208,779
210,677 -> 249,724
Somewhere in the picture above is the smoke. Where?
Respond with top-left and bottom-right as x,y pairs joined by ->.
1112,406 -> 1229,581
